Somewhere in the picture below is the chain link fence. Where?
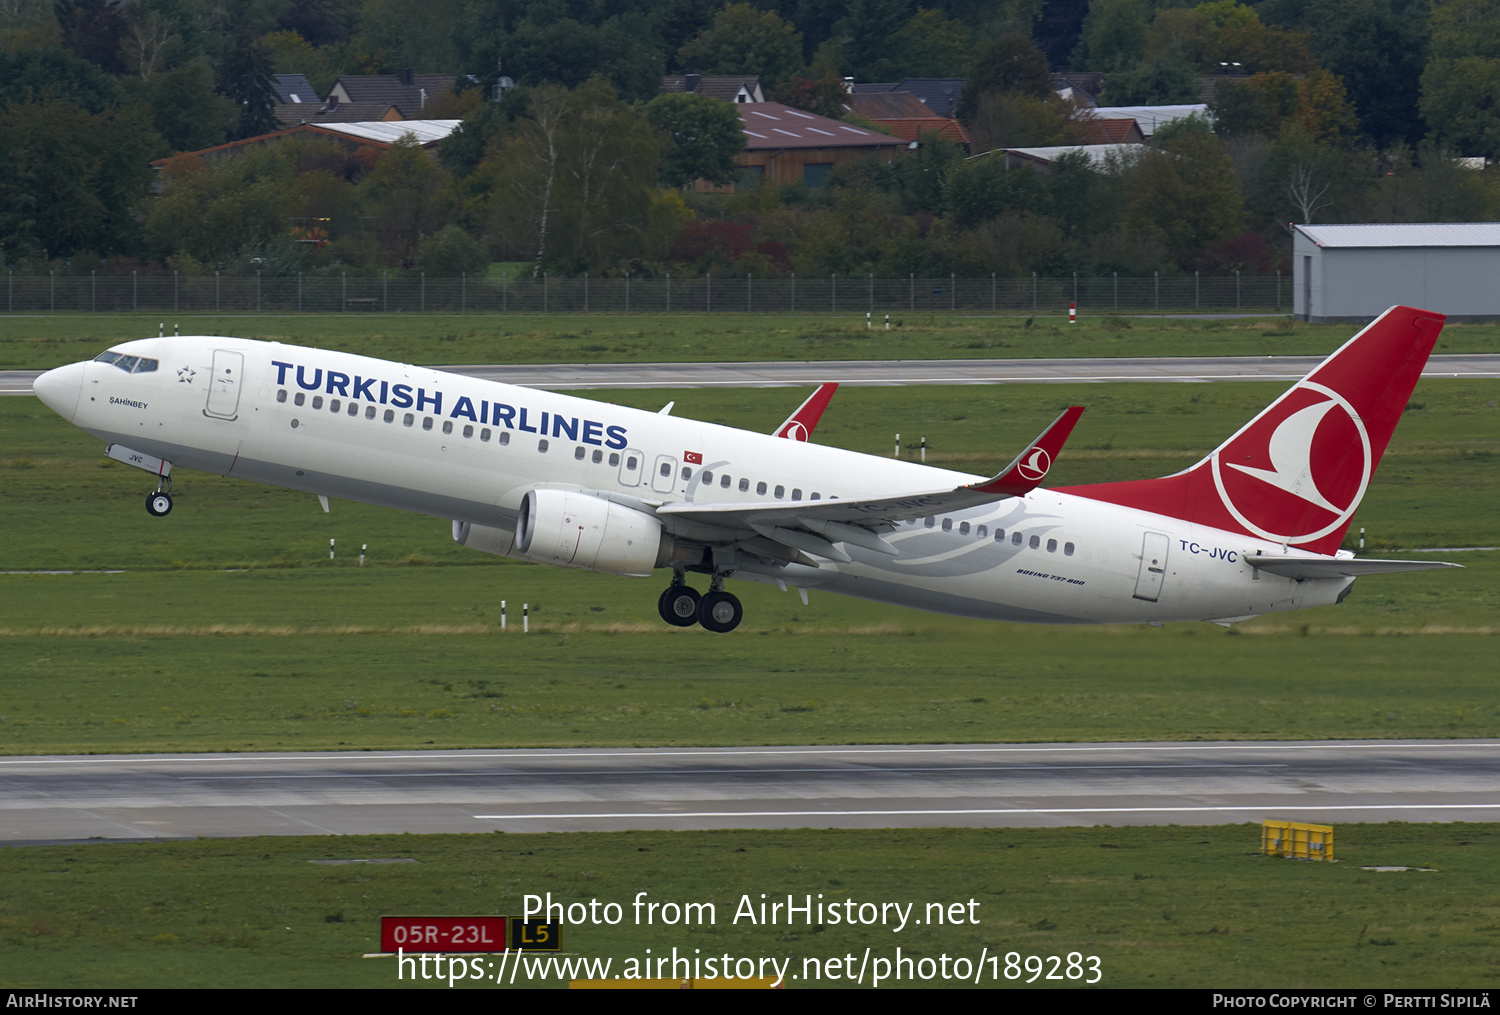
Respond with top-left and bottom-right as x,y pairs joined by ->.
2,271 -> 1289,315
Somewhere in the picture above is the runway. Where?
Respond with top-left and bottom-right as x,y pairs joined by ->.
4,353 -> 1499,395
3,740 -> 1496,845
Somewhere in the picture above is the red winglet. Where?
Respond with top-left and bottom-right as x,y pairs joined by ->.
969,406 -> 1086,497
773,382 -> 840,441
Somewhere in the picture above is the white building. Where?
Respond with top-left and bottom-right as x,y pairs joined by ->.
1292,223 -> 1500,322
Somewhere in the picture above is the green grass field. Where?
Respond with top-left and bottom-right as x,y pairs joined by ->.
2,825 -> 1497,989
4,311 -> 1499,370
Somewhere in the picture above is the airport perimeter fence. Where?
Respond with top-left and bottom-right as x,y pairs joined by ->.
2,270 -> 1289,316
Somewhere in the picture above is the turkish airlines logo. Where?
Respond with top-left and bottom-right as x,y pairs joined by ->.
1017,447 -> 1052,482
784,421 -> 809,442
1210,381 -> 1371,543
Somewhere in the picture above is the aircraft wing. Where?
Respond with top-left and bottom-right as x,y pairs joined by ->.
659,406 -> 1084,562
1243,555 -> 1463,579
771,383 -> 839,441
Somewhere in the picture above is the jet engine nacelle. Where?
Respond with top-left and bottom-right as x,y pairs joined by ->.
514,489 -> 667,577
452,519 -> 518,558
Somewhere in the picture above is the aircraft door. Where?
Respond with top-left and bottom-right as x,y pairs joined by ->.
204,350 -> 244,420
651,454 -> 678,494
618,448 -> 643,487
1132,532 -> 1170,602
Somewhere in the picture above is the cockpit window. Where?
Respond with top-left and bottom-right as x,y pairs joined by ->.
93,351 -> 158,373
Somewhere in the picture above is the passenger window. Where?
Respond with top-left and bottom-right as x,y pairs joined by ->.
462,424 -> 473,438
977,525 -> 987,538
404,413 -> 415,427
295,392 -> 305,406
441,420 -> 453,434
702,470 -> 713,484
1064,542 -> 1075,556
624,455 -> 635,470
1047,538 -> 1057,552
721,474 -> 731,488
366,406 -> 376,419
347,402 -> 357,416
538,439 -> 549,452
330,398 -> 340,413
774,485 -> 784,499
810,492 -> 820,500
682,467 -> 692,480
574,446 -> 586,460
1012,531 -> 1023,545
959,521 -> 970,535
660,462 -> 671,477
481,428 -> 491,441
941,518 -> 952,531
276,389 -> 287,403
422,417 -> 433,431
592,450 -> 604,464
610,453 -> 621,466
312,396 -> 323,409
1029,535 -> 1040,549
384,409 -> 394,423
792,488 -> 802,500
499,431 -> 510,446
924,516 -> 935,528
739,478 -> 749,492
756,481 -> 767,495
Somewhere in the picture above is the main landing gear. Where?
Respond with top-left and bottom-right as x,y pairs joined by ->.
657,572 -> 742,633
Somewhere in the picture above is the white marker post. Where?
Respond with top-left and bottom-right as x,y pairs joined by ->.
1069,302 -> 1077,324
359,543 -> 366,567
894,433 -> 900,458
329,538 -> 335,560
523,603 -> 529,634
501,600 -> 507,632
920,436 -> 927,463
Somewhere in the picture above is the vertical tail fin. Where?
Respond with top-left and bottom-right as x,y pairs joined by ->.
1060,305 -> 1445,555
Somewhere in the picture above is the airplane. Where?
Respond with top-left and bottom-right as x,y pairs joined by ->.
30,305 -> 1458,633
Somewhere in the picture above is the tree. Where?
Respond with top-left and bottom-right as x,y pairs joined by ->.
1421,56 -> 1500,156
358,133 -> 454,263
956,34 -> 1052,124
490,80 -> 671,274
644,92 -> 747,188
2,99 -> 159,260
1098,50 -> 1202,105
1123,129 -> 1244,261
676,4 -> 804,90
1070,0 -> 1150,73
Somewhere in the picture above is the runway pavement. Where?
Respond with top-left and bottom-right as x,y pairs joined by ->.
5,354 -> 1500,396
3,740 -> 1496,845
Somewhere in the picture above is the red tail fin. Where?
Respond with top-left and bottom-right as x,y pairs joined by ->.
1059,305 -> 1445,555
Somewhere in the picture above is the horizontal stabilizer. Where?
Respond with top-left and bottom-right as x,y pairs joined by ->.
1244,555 -> 1463,579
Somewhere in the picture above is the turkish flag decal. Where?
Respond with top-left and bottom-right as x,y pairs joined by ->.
684,451 -> 703,464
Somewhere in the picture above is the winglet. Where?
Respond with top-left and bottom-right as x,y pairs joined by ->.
773,383 -> 839,441
966,406 -> 1085,498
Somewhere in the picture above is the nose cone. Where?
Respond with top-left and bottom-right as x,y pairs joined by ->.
33,361 -> 86,421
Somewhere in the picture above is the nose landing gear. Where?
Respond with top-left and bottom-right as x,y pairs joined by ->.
145,474 -> 174,517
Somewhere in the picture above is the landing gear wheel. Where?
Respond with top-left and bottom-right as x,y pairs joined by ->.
146,491 -> 173,517
696,590 -> 743,633
657,585 -> 700,627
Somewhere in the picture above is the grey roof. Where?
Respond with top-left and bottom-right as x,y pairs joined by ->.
852,79 -> 965,118
1295,223 -> 1500,248
316,120 -> 462,146
329,74 -> 460,114
1090,104 -> 1208,135
661,75 -> 763,103
844,91 -> 935,119
1002,144 -> 1145,168
274,101 -> 402,128
272,74 -> 319,104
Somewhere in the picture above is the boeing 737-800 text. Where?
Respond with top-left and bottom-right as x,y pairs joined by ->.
31,305 -> 1457,632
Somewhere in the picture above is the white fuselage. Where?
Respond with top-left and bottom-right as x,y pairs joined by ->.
53,336 -> 1350,625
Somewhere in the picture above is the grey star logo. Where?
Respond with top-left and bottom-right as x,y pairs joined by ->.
177,366 -> 196,383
